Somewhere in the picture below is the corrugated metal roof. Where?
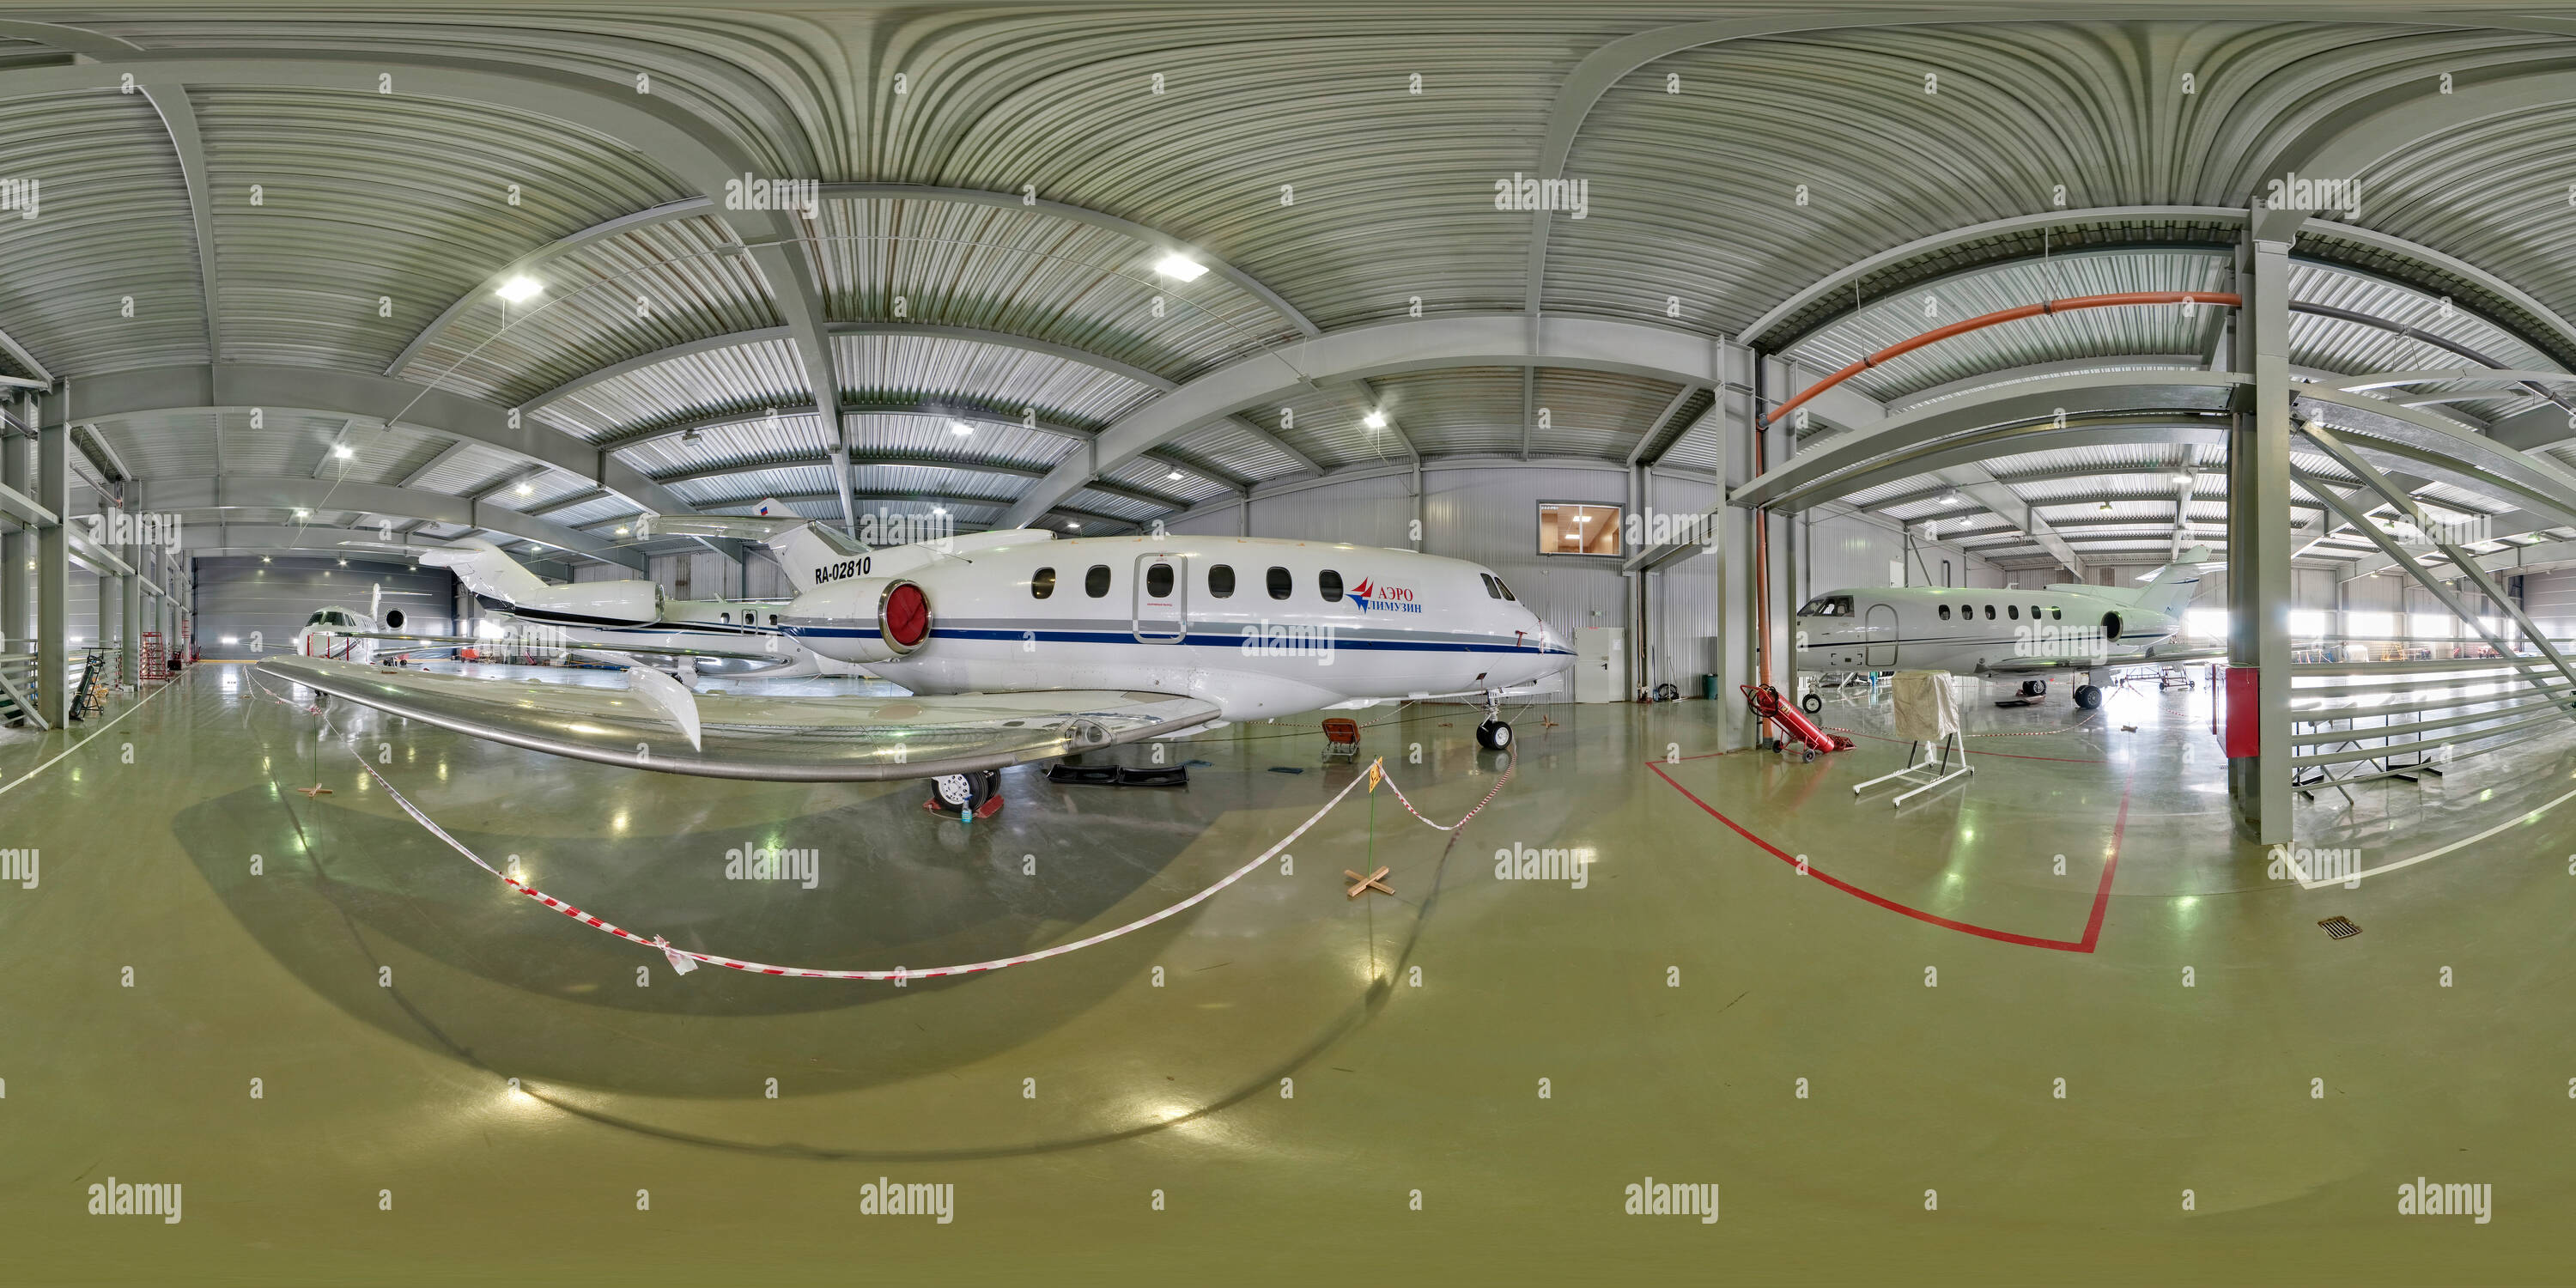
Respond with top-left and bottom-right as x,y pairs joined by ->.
0,92 -> 207,374
196,87 -> 695,374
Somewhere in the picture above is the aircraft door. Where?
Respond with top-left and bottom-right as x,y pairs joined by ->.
1865,603 -> 1898,668
1133,553 -> 1187,643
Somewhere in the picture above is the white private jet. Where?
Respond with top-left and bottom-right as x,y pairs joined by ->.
290,583 -> 423,664
1795,546 -> 2220,710
261,530 -> 1571,811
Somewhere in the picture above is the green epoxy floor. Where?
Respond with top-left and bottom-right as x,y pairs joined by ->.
5,664 -> 2576,1285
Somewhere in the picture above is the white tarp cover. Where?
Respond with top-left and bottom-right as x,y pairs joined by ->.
1892,670 -> 1959,743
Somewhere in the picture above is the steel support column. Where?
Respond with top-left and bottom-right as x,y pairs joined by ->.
2229,221 -> 2298,845
35,403 -> 65,726
120,538 -> 143,685
3,416 -> 27,648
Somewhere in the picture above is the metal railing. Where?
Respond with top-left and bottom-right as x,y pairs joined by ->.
2289,640 -> 2576,791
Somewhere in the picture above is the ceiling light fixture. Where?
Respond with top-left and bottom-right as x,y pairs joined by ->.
950,420 -> 975,435
293,508 -> 309,519
1153,253 -> 1208,283
1362,410 -> 1388,429
495,276 -> 544,303
332,443 -> 353,459
615,526 -> 629,536
515,482 -> 533,495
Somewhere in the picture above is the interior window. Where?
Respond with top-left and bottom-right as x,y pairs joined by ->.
1209,564 -> 1236,598
1267,566 -> 1292,599
1145,562 -> 1174,597
1320,569 -> 1344,602
1031,567 -> 1056,599
1939,605 -> 1951,621
1084,564 -> 1111,598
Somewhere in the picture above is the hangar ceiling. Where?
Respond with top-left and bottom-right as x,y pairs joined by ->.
7,9 -> 2576,574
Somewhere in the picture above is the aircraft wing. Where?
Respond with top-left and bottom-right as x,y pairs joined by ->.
258,655 -> 1221,782
329,630 -> 803,665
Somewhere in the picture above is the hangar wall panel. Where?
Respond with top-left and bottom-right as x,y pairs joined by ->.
191,556 -> 453,659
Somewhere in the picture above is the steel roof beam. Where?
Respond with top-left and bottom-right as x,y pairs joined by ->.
1001,313 -> 1728,527
64,363 -> 701,519
130,475 -> 644,571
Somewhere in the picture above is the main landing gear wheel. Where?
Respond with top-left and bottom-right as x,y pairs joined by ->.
2074,684 -> 2104,710
2019,679 -> 2048,697
927,769 -> 1005,819
1800,692 -> 1824,714
1475,720 -> 1513,750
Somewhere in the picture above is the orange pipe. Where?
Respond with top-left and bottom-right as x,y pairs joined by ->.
1765,291 -> 2244,426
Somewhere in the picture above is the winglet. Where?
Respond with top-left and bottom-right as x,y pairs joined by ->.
623,665 -> 703,751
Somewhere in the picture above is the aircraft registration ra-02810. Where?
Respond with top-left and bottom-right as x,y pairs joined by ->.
263,517 -> 1571,815
1794,545 -> 2221,711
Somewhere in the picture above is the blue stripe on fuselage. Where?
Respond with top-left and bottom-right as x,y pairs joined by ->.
782,623 -> 1571,655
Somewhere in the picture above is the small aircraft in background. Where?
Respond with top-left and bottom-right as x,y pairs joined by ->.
1794,546 -> 2221,710
289,583 -> 417,664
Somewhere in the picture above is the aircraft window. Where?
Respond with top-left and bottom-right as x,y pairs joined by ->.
720,611 -> 732,624
1939,605 -> 1951,621
2008,605 -> 2020,620
307,611 -> 326,626
2031,605 -> 2041,620
1145,562 -> 1174,597
1267,566 -> 1292,599
1481,573 -> 1502,598
1031,567 -> 1056,599
1498,580 -> 1518,601
1799,595 -> 1856,617
1084,565 -> 1112,598
1320,569 -> 1344,602
1984,605 -> 1996,620
2050,607 -> 2061,621
768,614 -> 779,626
1209,564 -> 1236,598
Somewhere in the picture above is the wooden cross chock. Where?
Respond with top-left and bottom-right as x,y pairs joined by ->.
1344,866 -> 1393,899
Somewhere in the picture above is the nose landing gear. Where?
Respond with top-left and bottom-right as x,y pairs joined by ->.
1474,691 -> 1514,750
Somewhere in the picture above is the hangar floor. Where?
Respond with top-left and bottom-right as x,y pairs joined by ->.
4,664 -> 2573,1285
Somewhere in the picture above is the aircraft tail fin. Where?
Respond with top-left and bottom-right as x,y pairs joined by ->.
748,501 -> 869,595
2131,544 -> 2217,618
418,538 -> 555,605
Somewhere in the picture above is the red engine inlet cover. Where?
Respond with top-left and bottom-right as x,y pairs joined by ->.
883,581 -> 930,650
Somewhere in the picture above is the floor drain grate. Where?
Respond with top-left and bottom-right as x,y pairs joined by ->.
2318,916 -> 2361,939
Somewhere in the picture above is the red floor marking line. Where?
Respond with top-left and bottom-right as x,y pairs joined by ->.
1645,762 -> 2127,953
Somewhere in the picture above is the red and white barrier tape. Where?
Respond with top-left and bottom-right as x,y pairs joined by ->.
1381,758 -> 1513,831
246,670 -> 1505,981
